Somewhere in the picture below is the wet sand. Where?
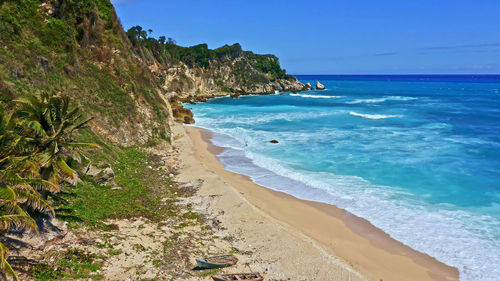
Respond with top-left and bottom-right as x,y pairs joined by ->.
180,125 -> 459,281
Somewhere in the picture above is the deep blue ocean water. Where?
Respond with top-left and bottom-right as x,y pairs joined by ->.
186,75 -> 500,281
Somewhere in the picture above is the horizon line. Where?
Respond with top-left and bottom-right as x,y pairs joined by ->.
292,73 -> 500,76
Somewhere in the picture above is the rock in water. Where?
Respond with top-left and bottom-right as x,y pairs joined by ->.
316,81 -> 326,90
305,82 -> 312,90
270,140 -> 279,144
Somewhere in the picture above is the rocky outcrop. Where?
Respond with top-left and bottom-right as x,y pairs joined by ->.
171,100 -> 195,124
316,81 -> 326,90
147,53 -> 307,103
305,82 -> 312,90
1,0 -> 306,147
84,164 -> 116,185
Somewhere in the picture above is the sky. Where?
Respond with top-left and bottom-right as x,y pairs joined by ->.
111,0 -> 500,74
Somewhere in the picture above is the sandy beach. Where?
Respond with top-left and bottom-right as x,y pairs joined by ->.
177,124 -> 460,281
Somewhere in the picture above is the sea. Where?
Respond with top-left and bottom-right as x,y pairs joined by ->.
185,75 -> 500,281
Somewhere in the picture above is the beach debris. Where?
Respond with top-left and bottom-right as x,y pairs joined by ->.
316,81 -> 326,90
196,254 -> 238,269
270,140 -> 279,144
212,273 -> 264,281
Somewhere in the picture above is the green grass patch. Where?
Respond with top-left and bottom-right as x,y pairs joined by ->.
30,249 -> 104,281
58,145 -> 175,229
198,268 -> 221,278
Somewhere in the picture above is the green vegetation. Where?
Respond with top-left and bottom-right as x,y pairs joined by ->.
41,18 -> 75,50
0,0 -> 297,279
0,0 -> 169,137
58,146 -> 176,229
0,94 -> 99,280
30,249 -> 104,281
126,25 -> 291,80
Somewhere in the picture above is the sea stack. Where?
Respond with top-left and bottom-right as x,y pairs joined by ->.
316,81 -> 326,90
305,82 -> 312,90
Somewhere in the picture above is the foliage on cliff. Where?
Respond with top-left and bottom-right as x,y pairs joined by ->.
0,0 -> 305,279
0,0 -> 170,146
1,0 -> 303,143
125,25 -> 300,94
126,25 -> 292,80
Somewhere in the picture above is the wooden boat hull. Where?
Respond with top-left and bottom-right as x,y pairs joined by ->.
212,273 -> 264,281
196,259 -> 231,269
196,255 -> 238,269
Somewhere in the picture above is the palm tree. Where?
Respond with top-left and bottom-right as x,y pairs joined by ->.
15,94 -> 100,194
0,105 -> 54,281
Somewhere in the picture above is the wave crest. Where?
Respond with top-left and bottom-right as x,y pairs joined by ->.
346,96 -> 417,104
290,93 -> 342,99
349,111 -> 402,119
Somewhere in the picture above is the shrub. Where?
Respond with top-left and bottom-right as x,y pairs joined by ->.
42,18 -> 76,50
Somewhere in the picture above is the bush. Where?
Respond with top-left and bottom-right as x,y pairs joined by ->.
42,18 -> 76,50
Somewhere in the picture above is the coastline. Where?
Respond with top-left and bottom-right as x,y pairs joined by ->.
179,124 -> 460,281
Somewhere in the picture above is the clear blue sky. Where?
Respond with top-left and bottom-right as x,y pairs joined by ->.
111,0 -> 500,74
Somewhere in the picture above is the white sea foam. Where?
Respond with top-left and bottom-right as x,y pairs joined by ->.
349,111 -> 402,119
205,130 -> 500,281
194,110 -> 343,126
290,93 -> 342,99
346,96 -> 417,104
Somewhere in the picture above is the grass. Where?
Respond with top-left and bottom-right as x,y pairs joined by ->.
30,249 -> 104,281
107,248 -> 123,256
57,143 -> 177,229
198,268 -> 221,278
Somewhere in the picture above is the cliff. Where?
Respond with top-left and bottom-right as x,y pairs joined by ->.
0,0 -> 304,146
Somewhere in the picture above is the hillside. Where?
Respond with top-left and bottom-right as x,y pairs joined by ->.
0,1 -> 307,280
0,0 -> 305,145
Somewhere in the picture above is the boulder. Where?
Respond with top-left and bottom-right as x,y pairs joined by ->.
270,140 -> 279,144
171,101 -> 195,124
84,164 -> 116,185
305,82 -> 312,90
316,81 -> 326,90
96,167 -> 115,184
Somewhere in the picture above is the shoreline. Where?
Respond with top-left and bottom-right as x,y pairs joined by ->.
182,125 -> 459,281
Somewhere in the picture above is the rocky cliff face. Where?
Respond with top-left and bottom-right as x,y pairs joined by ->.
0,0 -> 304,144
156,56 -> 305,101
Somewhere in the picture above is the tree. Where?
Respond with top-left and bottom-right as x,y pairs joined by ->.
15,94 -> 100,195
0,95 -> 99,279
167,37 -> 176,45
158,36 -> 166,45
0,104 -> 54,281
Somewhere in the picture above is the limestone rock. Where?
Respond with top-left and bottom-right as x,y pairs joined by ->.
84,164 -> 116,185
96,167 -> 115,184
316,81 -> 326,90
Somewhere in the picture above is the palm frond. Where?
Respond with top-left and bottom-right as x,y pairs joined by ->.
55,158 -> 76,183
0,214 -> 37,233
0,185 -> 17,202
66,142 -> 102,149
15,188 -> 55,216
0,242 -> 19,281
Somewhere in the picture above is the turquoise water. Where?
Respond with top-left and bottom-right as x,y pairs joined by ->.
186,75 -> 500,281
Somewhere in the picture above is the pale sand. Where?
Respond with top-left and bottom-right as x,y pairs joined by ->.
178,125 -> 459,281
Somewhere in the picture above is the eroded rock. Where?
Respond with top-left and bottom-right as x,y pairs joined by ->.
316,81 -> 326,90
